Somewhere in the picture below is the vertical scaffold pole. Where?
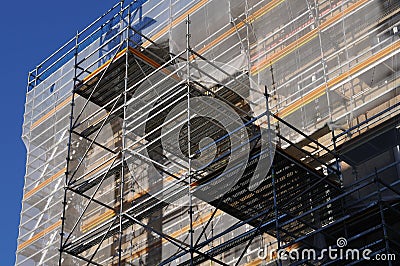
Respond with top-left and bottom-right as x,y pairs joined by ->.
59,31 -> 79,266
186,14 -> 194,266
331,127 -> 348,239
375,169 -> 392,266
331,129 -> 343,187
266,64 -> 281,266
118,1 -> 128,265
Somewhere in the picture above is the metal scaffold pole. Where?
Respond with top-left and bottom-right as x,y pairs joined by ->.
266,64 -> 281,266
59,31 -> 79,266
186,15 -> 194,266
118,1 -> 129,264
375,168 -> 393,266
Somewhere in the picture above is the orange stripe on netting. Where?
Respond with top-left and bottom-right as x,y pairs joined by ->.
276,39 -> 400,119
251,0 -> 370,75
18,220 -> 62,250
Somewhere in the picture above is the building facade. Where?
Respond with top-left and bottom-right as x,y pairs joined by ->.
17,0 -> 399,265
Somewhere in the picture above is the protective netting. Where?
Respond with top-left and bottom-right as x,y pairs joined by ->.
17,0 -> 400,265
250,0 -> 400,142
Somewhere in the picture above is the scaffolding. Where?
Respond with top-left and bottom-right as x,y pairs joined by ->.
17,0 -> 400,265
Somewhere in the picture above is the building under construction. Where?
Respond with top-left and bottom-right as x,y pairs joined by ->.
16,0 -> 400,265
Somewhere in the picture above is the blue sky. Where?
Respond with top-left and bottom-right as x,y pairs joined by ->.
0,1 -> 119,264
